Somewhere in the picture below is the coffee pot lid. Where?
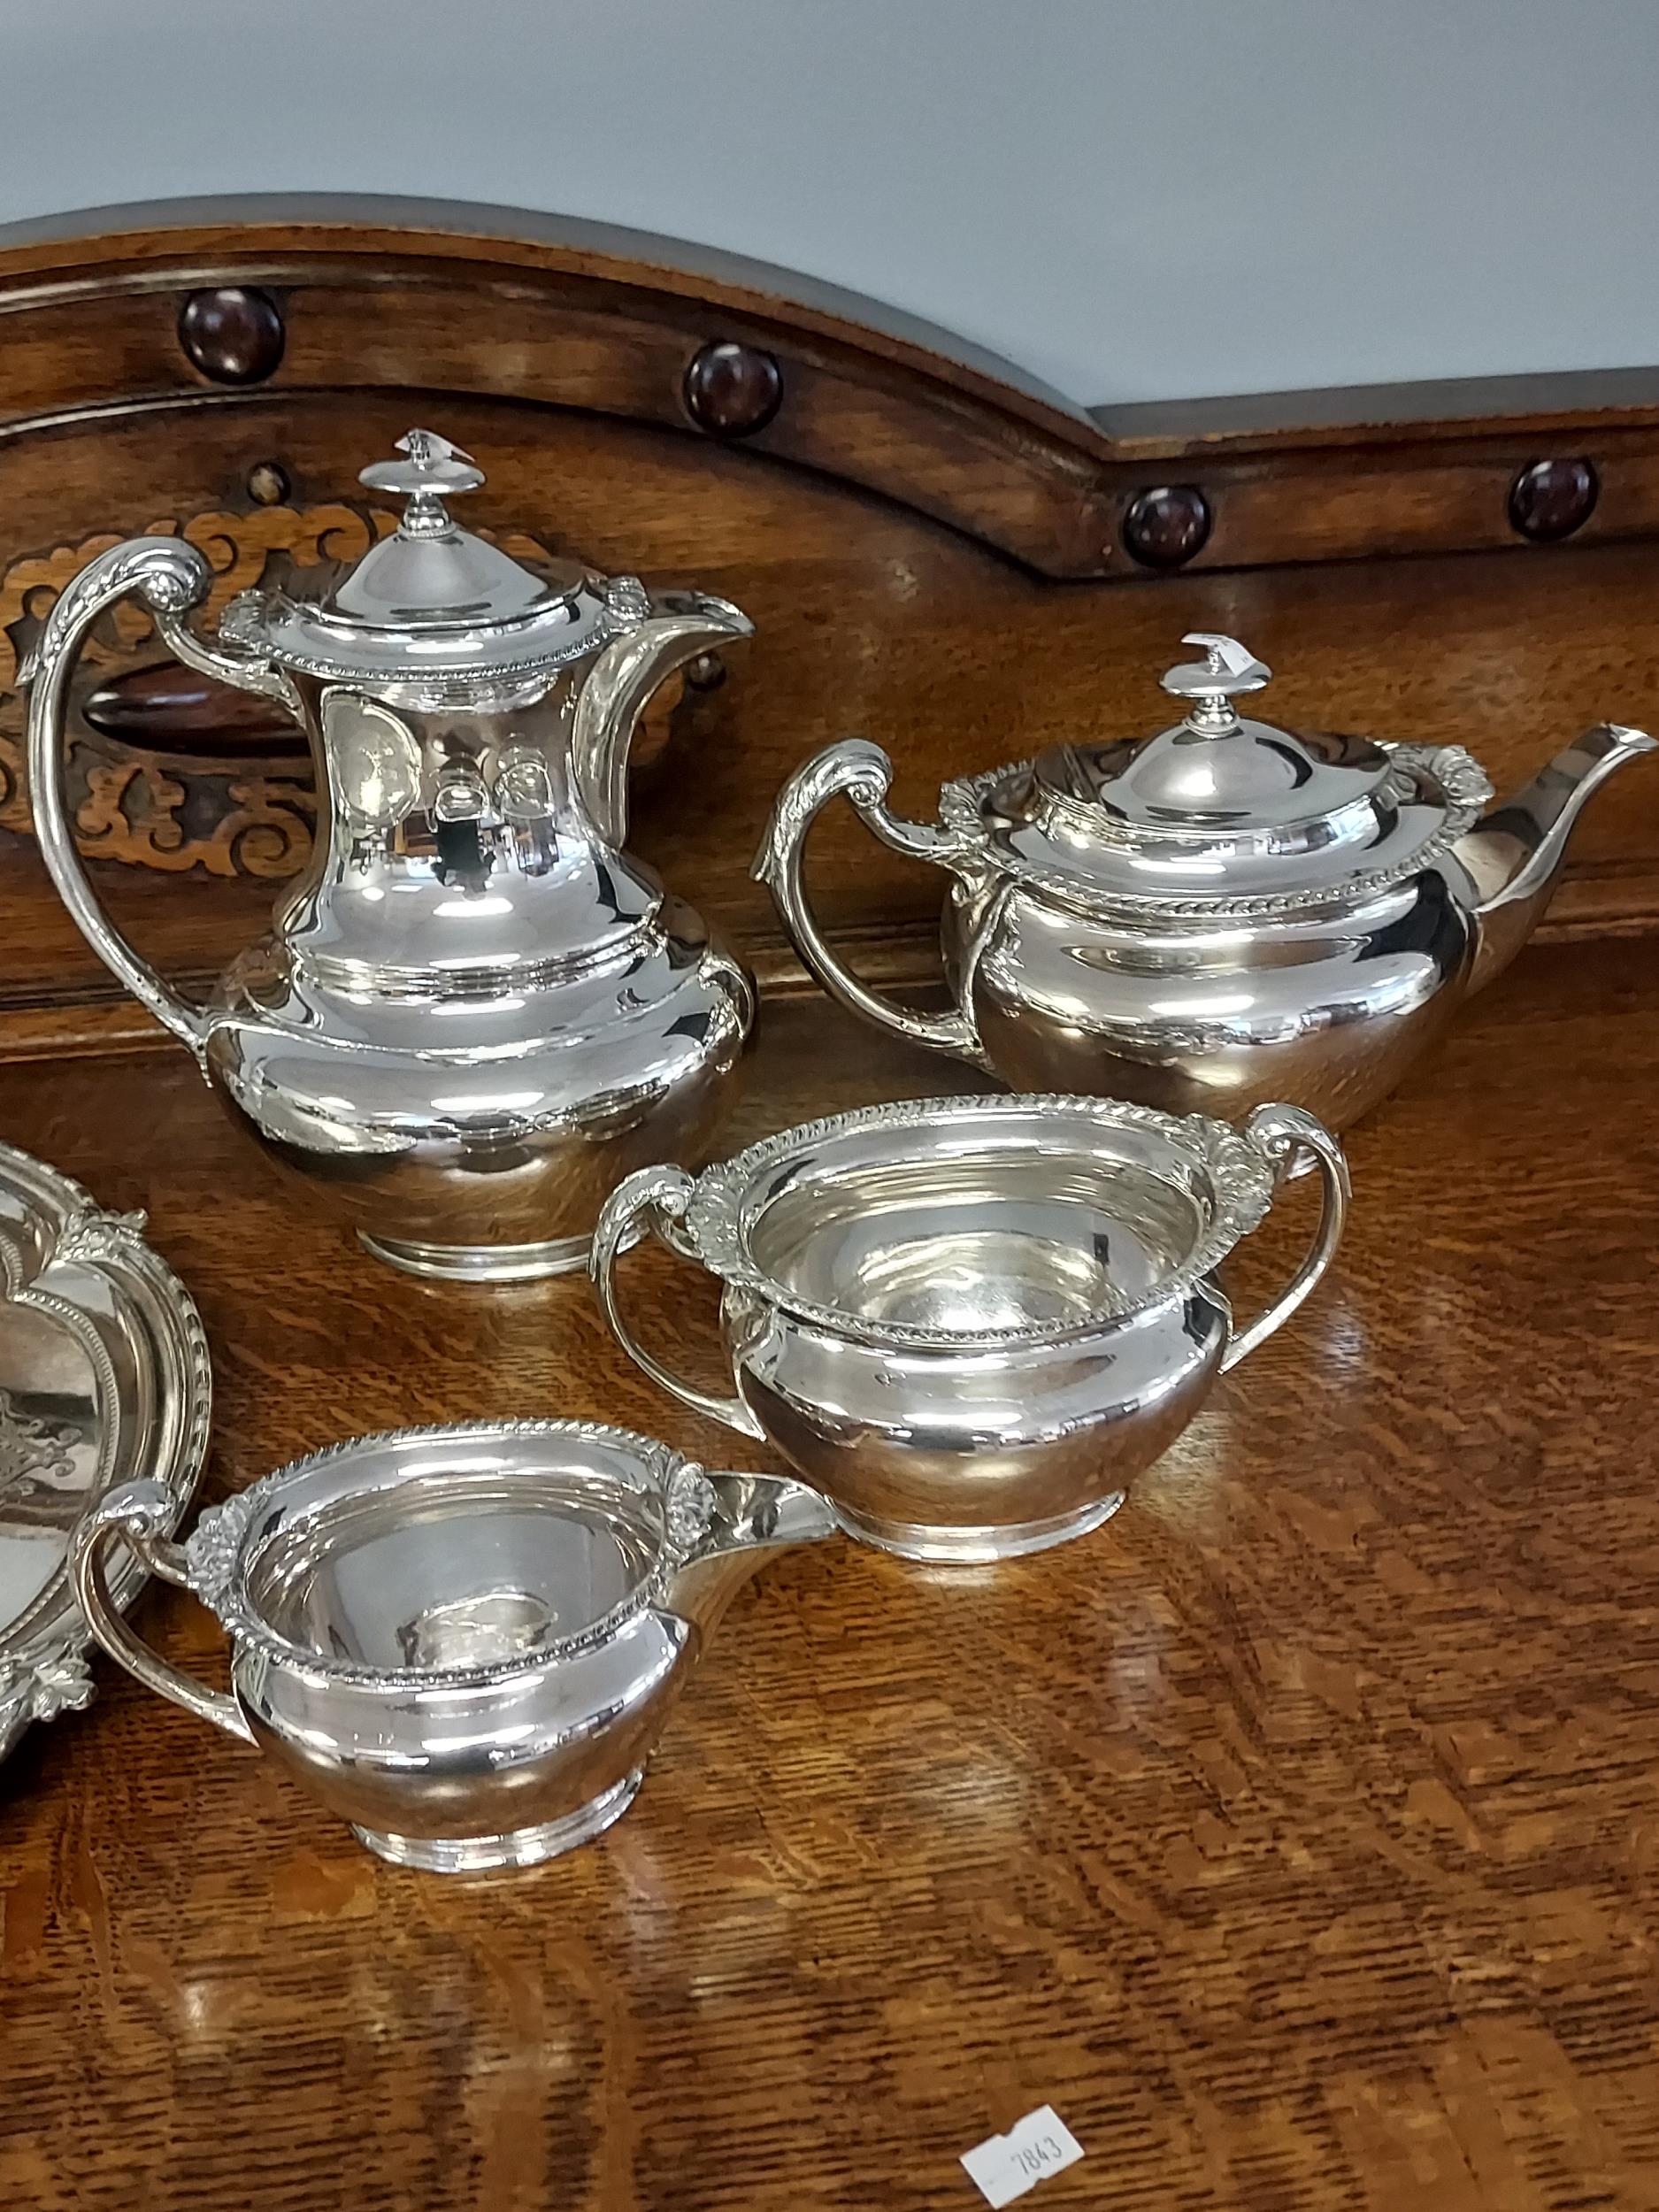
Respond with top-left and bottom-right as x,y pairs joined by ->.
947,632 -> 1494,914
220,430 -> 618,687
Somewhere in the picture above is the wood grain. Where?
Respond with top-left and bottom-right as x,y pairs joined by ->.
0,202 -> 1116,581
3,199 -> 1659,1055
1,947 -> 1658,2209
4,388 -> 1659,1051
0,199 -> 1655,597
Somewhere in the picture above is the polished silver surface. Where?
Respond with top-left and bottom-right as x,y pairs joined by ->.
25,431 -> 756,1278
226,429 -> 616,689
0,1141 -> 209,1760
592,1094 -> 1348,1563
70,1419 -> 833,1872
756,630 -> 1656,1129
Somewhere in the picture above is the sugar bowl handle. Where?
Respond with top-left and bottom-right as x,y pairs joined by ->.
754,738 -> 991,1065
590,1167 -> 765,1440
23,538 -> 298,1067
1221,1104 -> 1350,1373
69,1479 -> 255,1745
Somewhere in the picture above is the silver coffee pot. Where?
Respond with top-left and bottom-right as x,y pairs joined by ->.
26,430 -> 755,1279
757,631 -> 1654,1129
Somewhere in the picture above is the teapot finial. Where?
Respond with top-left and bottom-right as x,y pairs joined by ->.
359,429 -> 486,538
1161,632 -> 1272,735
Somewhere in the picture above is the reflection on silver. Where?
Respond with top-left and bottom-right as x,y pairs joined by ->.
756,630 -> 1655,1129
25,430 -> 756,1280
592,1094 -> 1347,1563
70,1419 -> 834,1873
0,1141 -> 209,1759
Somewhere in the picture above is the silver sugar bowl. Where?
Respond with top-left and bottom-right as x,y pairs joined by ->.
27,430 -> 755,1281
592,1094 -> 1347,1563
757,631 -> 1653,1130
70,1420 -> 833,1871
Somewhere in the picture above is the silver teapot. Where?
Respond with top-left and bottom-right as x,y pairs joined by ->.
757,632 -> 1655,1129
70,1419 -> 833,1872
26,431 -> 755,1279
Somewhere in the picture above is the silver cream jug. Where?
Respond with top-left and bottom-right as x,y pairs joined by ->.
70,1419 -> 835,1872
25,430 -> 755,1279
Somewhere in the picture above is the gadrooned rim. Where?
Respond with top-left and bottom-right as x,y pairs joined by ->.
0,1141 -> 211,1741
230,591 -> 618,687
937,740 -> 1494,920
680,1093 -> 1277,1350
182,1417 -> 714,1689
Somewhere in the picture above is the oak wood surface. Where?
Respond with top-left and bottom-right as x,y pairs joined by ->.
1,943 -> 1657,2209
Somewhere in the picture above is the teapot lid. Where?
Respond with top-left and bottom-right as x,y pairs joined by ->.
944,632 -> 1494,916
220,430 -> 626,690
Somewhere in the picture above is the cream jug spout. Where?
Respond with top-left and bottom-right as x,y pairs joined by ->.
665,1471 -> 836,1634
1452,722 -> 1656,994
571,588 -> 753,847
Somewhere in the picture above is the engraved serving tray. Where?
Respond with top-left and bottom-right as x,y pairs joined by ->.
0,1140 -> 209,1758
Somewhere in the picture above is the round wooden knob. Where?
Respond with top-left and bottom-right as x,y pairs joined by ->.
178,288 -> 286,387
684,342 -> 783,438
1122,485 -> 1213,571
246,461 -> 290,508
1508,457 -> 1599,543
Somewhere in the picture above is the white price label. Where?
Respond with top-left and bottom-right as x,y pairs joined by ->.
960,2107 -> 1085,2208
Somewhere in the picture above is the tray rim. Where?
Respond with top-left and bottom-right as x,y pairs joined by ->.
0,1137 -> 211,1758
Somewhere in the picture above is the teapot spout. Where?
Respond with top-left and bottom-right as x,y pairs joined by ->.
571,587 -> 752,847
666,1471 -> 836,1636
1452,722 -> 1656,994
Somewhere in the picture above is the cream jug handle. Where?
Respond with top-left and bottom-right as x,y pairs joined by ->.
22,539 -> 296,1066
755,738 -> 991,1065
590,1167 -> 767,1440
69,1480 -> 256,1745
1221,1105 -> 1350,1374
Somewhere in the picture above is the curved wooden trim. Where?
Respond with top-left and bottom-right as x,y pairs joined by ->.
0,196 -> 1656,584
0,196 -> 1097,425
0,195 -> 1120,579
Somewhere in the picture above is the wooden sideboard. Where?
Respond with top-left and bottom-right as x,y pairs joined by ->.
1,196 -> 1658,1060
2,198 -> 1659,2211
4,954 -> 1659,2211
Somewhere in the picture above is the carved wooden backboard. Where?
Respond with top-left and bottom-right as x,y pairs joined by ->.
0,196 -> 1656,1054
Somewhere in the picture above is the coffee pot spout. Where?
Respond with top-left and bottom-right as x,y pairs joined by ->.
665,1471 -> 836,1634
1452,722 -> 1656,993
571,587 -> 753,847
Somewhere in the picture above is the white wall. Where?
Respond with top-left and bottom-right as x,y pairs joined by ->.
2,0 -> 1655,406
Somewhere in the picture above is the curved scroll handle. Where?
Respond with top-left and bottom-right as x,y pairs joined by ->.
754,737 -> 990,1067
1221,1103 -> 1350,1374
590,1165 -> 765,1440
68,1479 -> 255,1746
22,538 -> 298,1065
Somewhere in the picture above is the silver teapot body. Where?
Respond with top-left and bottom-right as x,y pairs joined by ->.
26,435 -> 754,1279
70,1420 -> 833,1872
592,1094 -> 1348,1563
757,635 -> 1654,1131
948,863 -> 1474,1129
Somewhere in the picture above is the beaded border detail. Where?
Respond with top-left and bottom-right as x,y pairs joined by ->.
680,1094 -> 1277,1350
